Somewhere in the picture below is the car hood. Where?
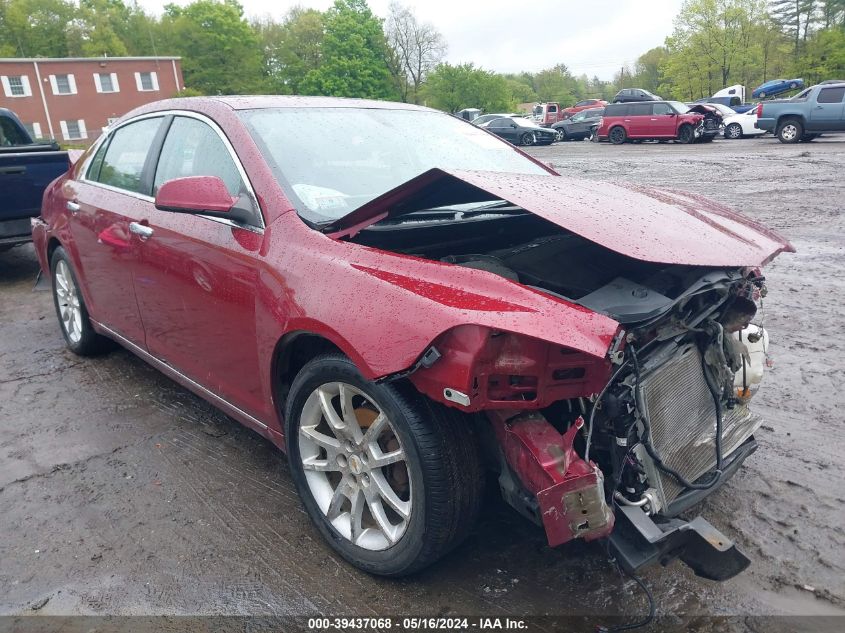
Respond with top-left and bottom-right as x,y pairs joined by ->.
327,169 -> 794,266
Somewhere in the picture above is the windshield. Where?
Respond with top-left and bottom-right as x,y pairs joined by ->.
239,107 -> 548,223
667,101 -> 690,114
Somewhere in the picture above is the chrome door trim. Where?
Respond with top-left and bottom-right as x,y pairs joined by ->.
78,109 -> 265,232
93,320 -> 268,431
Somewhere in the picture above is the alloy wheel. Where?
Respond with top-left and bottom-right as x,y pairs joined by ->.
54,259 -> 83,344
298,381 -> 411,551
781,124 -> 798,141
727,123 -> 742,139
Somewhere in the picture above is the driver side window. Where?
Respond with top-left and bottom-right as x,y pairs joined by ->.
652,103 -> 673,115
154,116 -> 243,196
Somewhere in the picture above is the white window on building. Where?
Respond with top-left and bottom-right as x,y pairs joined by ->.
134,71 -> 159,92
49,74 -> 78,95
23,122 -> 43,140
59,119 -> 87,141
94,72 -> 120,93
1,75 -> 32,97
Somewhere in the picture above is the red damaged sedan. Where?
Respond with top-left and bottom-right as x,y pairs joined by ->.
32,97 -> 792,579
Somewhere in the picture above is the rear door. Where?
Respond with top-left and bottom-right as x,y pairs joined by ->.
487,118 -> 517,142
626,103 -> 653,136
808,87 -> 845,130
66,116 -> 165,344
131,114 -> 267,418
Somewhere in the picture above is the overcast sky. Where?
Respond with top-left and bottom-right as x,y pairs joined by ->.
137,0 -> 685,80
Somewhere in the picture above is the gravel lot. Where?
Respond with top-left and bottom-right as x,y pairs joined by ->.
1,135 -> 843,632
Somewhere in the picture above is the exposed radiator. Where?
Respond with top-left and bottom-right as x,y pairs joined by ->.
637,344 -> 762,510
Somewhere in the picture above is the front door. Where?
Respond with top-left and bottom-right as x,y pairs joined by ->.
808,87 -> 845,130
131,115 -> 268,418
650,102 -> 678,137
65,116 -> 165,344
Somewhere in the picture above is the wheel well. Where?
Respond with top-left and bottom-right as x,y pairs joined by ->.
271,332 -> 343,412
46,237 -> 62,266
777,115 -> 803,127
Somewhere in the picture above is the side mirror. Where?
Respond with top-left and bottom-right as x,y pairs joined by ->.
511,123 -> 517,128
155,176 -> 238,215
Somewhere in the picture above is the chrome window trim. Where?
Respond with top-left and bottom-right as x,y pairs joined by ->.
79,109 -> 265,232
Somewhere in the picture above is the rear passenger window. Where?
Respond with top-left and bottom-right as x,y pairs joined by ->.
605,104 -> 628,116
153,117 -> 243,196
96,117 -> 162,194
629,103 -> 652,115
818,87 -> 845,103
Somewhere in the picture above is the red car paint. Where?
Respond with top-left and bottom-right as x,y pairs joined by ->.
560,99 -> 608,119
333,168 -> 792,267
488,411 -> 614,547
597,105 -> 707,141
30,96 -> 793,551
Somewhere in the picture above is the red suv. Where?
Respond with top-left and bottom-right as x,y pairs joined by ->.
597,101 -> 723,144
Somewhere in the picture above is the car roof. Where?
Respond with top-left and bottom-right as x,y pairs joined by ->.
135,95 -> 434,113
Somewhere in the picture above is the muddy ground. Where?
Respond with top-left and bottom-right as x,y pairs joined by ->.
1,136 -> 843,632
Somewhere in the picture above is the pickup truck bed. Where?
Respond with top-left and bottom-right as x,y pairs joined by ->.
1,109 -> 70,250
755,82 -> 845,143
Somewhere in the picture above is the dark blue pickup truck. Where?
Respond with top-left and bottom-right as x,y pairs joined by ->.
0,108 -> 70,251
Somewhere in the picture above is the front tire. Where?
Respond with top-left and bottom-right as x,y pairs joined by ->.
520,132 -> 536,146
284,354 -> 484,576
777,118 -> 803,143
50,246 -> 110,356
677,124 -> 695,144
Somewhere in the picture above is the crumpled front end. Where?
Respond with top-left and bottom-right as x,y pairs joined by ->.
340,168 -> 789,578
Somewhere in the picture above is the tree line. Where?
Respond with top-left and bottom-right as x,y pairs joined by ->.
1,0 -> 844,112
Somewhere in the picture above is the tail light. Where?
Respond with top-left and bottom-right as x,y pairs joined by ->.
755,103 -> 763,117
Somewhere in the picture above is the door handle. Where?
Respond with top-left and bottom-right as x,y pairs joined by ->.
66,201 -> 80,213
129,221 -> 154,240
0,165 -> 26,175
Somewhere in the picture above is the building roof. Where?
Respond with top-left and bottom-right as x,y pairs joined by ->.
0,57 -> 181,63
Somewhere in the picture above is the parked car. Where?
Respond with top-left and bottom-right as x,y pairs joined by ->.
597,101 -> 723,144
32,96 -> 793,581
723,108 -> 766,139
551,107 -> 604,141
0,108 -> 70,252
560,99 -> 608,119
480,116 -> 557,145
456,108 -> 482,121
755,82 -> 845,142
612,88 -> 661,103
752,78 -> 804,99
471,113 -> 511,126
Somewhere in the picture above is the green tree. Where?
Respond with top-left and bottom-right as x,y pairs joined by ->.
422,62 -> 513,113
300,0 -> 397,99
0,0 -> 75,57
159,0 -> 266,95
254,7 -> 324,94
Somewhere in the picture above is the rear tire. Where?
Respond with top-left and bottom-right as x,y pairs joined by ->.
725,123 -> 743,139
284,354 -> 484,576
609,126 -> 626,145
777,118 -> 803,143
50,246 -> 111,356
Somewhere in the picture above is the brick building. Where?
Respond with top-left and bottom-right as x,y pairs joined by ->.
0,57 -> 183,145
